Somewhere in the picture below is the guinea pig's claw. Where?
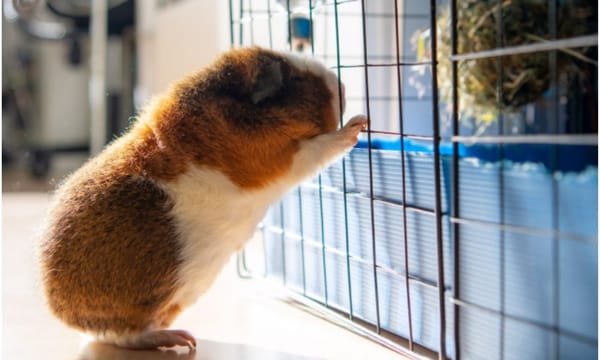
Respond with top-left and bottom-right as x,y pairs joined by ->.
125,329 -> 197,351
170,329 -> 197,350
344,115 -> 368,130
335,115 -> 368,148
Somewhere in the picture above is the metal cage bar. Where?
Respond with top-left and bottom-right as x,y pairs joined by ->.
331,0 -> 355,320
449,34 -> 598,62
393,0 -> 415,351
360,0 -> 382,334
494,2 -> 506,359
449,0 -> 460,357
548,1 -> 560,358
429,1 -> 447,358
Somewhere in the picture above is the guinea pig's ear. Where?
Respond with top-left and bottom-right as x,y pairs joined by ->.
251,59 -> 284,104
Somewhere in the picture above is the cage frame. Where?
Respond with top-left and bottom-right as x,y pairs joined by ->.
230,1 -> 599,359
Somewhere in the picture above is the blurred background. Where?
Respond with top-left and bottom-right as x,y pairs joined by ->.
2,0 -> 230,192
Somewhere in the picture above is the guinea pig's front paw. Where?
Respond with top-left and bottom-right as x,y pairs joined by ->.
337,115 -> 368,147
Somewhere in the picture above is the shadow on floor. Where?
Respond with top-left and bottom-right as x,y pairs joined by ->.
78,338 -> 325,360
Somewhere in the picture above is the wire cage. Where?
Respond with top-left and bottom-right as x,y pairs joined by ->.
230,1 -> 598,359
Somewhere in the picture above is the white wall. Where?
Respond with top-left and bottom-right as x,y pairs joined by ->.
136,0 -> 230,105
34,39 -> 91,147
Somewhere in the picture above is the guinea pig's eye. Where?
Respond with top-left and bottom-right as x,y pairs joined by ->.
291,76 -> 303,82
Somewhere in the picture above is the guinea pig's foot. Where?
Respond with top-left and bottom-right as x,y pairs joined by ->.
338,115 -> 368,146
128,329 -> 197,351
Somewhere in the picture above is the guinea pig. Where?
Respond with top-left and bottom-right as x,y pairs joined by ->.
38,46 -> 367,351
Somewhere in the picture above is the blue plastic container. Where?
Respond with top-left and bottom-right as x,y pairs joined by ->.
262,139 -> 598,359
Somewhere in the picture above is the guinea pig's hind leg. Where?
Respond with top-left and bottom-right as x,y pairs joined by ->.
121,329 -> 197,351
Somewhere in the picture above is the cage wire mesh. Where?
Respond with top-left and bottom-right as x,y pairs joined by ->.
230,0 -> 598,359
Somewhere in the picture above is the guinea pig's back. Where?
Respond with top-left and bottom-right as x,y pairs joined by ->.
39,154 -> 183,336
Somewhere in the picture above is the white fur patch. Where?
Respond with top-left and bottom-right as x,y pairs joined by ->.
160,168 -> 272,308
282,52 -> 328,78
161,130 -> 354,310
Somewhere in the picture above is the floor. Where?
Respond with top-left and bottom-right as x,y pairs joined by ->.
2,188 -> 408,359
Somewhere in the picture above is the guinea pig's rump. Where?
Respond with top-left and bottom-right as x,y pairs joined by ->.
39,173 -> 182,335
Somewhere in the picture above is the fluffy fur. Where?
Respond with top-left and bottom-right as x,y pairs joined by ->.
39,47 -> 366,350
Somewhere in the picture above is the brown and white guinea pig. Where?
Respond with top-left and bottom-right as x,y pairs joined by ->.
38,46 -> 367,351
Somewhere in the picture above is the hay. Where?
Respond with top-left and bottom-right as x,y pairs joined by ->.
412,0 -> 596,124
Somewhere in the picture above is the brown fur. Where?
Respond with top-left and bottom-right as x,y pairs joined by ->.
148,47 -> 337,187
41,174 -> 181,334
113,46 -> 337,188
39,47 -> 340,341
